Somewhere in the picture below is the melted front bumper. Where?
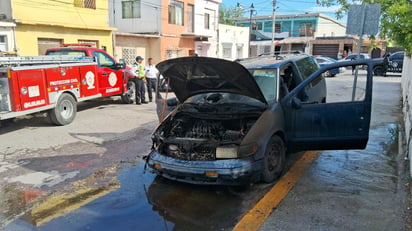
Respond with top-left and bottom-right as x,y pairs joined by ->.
147,151 -> 263,185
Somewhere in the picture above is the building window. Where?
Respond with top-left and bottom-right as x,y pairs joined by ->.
74,0 -> 96,9
166,49 -> 184,59
252,22 -> 262,31
187,4 -> 194,32
299,22 -> 313,36
222,43 -> 232,59
169,0 -> 184,26
0,35 -> 7,52
122,0 -> 141,19
122,47 -> 137,66
275,23 -> 281,33
204,13 -> 210,29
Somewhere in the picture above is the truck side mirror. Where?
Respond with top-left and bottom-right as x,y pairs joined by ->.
118,59 -> 127,69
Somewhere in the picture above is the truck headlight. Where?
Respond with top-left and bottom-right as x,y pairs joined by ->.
216,146 -> 238,159
216,143 -> 258,159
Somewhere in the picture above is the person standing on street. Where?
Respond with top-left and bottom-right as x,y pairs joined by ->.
131,56 -> 148,105
144,58 -> 160,102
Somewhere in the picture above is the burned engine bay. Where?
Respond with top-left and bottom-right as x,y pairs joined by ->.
152,113 -> 260,161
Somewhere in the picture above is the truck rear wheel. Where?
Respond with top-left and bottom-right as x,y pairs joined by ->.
121,81 -> 135,104
48,93 -> 77,126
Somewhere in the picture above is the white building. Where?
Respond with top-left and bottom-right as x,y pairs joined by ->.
192,0 -> 221,57
218,24 -> 249,60
0,1 -> 16,55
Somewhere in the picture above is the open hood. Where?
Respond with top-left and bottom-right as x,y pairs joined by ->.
156,57 -> 267,103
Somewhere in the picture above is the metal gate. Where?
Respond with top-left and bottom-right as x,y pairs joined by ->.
313,44 -> 339,59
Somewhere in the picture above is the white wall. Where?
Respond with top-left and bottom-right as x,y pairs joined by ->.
316,16 -> 346,37
109,0 -> 161,34
401,55 -> 412,175
218,24 -> 249,60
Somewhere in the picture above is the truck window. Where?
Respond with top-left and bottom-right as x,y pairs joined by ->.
92,51 -> 115,68
46,50 -> 87,56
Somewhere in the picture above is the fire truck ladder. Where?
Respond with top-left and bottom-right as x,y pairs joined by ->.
0,55 -> 96,67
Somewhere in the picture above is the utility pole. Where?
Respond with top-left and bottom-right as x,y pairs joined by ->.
270,0 -> 277,55
248,3 -> 256,57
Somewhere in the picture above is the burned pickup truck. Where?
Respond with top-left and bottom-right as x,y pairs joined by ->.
146,55 -> 381,185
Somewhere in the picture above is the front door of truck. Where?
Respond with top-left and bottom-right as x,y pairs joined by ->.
282,60 -> 376,152
92,51 -> 123,97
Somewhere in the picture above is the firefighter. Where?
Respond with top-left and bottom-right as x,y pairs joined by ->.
132,56 -> 148,105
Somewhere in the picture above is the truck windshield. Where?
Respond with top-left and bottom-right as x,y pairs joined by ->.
249,69 -> 278,101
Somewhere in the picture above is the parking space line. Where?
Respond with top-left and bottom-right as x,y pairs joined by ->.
232,151 -> 321,231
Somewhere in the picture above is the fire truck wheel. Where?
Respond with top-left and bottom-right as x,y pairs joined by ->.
121,81 -> 136,104
48,93 -> 77,126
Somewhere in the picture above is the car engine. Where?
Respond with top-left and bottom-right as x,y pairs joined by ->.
154,114 -> 258,160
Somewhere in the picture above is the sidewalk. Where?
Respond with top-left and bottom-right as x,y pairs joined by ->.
259,76 -> 407,230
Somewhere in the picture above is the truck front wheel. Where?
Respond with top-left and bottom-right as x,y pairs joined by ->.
121,81 -> 136,104
48,93 -> 77,126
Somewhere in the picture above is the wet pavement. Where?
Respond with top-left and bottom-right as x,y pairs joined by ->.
259,76 -> 407,230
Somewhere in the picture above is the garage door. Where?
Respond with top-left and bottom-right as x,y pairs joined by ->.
313,44 -> 339,59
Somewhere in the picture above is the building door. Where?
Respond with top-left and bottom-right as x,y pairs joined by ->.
38,38 -> 62,55
313,44 -> 339,59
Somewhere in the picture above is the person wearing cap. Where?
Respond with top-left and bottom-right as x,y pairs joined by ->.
144,58 -> 160,102
131,56 -> 148,105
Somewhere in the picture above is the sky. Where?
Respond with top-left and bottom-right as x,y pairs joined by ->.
221,0 -> 347,24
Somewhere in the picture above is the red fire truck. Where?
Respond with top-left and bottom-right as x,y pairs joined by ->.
0,49 -> 136,126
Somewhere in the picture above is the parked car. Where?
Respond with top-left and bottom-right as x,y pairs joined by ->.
315,56 -> 343,77
373,51 -> 405,76
341,53 -> 370,61
146,56 -> 376,185
340,53 -> 370,70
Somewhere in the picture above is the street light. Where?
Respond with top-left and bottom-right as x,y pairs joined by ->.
249,3 -> 257,57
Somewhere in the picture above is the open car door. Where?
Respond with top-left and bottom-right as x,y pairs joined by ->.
282,59 -> 381,152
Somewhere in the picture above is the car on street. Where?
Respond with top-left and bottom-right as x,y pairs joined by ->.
146,56 -> 377,185
373,51 -> 405,76
341,53 -> 370,61
315,56 -> 343,77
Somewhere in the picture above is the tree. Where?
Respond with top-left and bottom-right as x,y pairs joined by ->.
320,0 -> 412,55
219,4 -> 245,25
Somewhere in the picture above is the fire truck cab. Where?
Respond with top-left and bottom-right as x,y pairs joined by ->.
0,45 -> 136,126
45,44 -> 135,103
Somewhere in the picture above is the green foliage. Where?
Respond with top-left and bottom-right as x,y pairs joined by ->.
219,5 -> 245,25
320,0 -> 412,55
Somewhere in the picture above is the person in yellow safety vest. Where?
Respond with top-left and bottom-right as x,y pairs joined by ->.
131,56 -> 148,105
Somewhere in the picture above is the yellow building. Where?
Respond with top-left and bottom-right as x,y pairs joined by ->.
1,0 -> 114,56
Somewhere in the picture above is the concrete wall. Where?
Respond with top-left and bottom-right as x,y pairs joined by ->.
109,0 -> 161,34
401,55 -> 412,175
0,0 -> 12,19
316,16 -> 346,37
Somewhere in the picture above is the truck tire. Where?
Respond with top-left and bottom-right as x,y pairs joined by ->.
373,66 -> 385,76
261,135 -> 285,183
48,93 -> 77,126
121,81 -> 135,104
